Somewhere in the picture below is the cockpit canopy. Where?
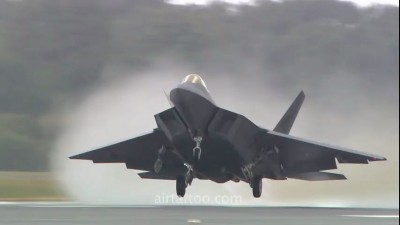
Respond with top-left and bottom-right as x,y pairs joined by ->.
182,74 -> 207,89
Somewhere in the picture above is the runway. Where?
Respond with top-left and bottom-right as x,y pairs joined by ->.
0,203 -> 398,225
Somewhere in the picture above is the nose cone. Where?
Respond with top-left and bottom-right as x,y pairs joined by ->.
182,74 -> 208,89
175,74 -> 214,104
169,74 -> 217,137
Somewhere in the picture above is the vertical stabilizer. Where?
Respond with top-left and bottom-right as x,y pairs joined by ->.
273,91 -> 305,134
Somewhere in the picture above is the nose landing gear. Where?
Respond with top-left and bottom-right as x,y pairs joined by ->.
192,136 -> 202,163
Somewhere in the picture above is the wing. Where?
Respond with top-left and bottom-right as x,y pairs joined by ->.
259,130 -> 386,174
69,129 -> 184,173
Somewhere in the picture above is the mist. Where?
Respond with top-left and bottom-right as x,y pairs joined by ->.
0,0 -> 397,208
52,58 -> 398,208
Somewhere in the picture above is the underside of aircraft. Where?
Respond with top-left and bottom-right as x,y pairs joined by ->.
70,74 -> 386,198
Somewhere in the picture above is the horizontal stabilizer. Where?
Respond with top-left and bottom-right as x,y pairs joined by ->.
138,171 -> 176,180
274,91 -> 305,134
337,155 -> 369,164
287,172 -> 347,181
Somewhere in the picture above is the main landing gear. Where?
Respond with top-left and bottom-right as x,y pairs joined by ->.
176,164 -> 194,197
241,163 -> 262,197
251,176 -> 262,198
176,176 -> 186,197
243,163 -> 262,197
176,136 -> 203,197
153,146 -> 167,174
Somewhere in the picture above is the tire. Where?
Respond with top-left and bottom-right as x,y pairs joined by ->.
176,176 -> 186,197
252,176 -> 262,198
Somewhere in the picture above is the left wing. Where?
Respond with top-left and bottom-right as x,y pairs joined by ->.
70,129 -> 184,173
259,130 -> 386,173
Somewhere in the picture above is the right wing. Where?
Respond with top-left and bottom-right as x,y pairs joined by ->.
260,130 -> 386,173
69,129 -> 184,173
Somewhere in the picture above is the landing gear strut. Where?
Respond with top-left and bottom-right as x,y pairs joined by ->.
192,136 -> 202,163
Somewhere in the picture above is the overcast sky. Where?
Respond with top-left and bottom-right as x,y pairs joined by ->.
169,0 -> 399,7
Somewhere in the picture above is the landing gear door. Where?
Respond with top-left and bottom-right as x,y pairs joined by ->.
154,107 -> 187,144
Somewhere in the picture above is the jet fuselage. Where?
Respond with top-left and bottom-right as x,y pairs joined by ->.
169,74 -> 244,182
169,74 -> 216,138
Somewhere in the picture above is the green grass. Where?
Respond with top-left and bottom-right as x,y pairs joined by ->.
0,172 -> 66,201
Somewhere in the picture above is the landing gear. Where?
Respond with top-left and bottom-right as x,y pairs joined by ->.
193,147 -> 201,163
192,136 -> 202,163
184,163 -> 194,186
176,176 -> 186,197
193,136 -> 203,164
252,176 -> 262,198
176,163 -> 194,197
153,158 -> 163,174
153,146 -> 167,173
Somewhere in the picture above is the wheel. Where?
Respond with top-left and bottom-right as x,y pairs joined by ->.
176,176 -> 186,197
252,176 -> 262,198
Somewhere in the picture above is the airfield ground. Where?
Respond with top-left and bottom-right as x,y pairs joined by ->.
0,172 -> 65,201
0,204 -> 398,225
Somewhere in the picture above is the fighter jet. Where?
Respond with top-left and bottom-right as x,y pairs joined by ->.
70,74 -> 386,198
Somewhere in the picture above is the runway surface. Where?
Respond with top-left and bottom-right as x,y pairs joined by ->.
0,203 -> 398,225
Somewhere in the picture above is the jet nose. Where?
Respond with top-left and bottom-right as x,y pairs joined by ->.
171,73 -> 215,105
182,74 -> 207,89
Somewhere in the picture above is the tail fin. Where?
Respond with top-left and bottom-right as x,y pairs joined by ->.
273,91 -> 305,134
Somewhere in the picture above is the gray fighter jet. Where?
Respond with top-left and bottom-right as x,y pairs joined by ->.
70,74 -> 386,198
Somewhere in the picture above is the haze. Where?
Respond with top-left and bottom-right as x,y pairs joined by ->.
0,0 -> 397,208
